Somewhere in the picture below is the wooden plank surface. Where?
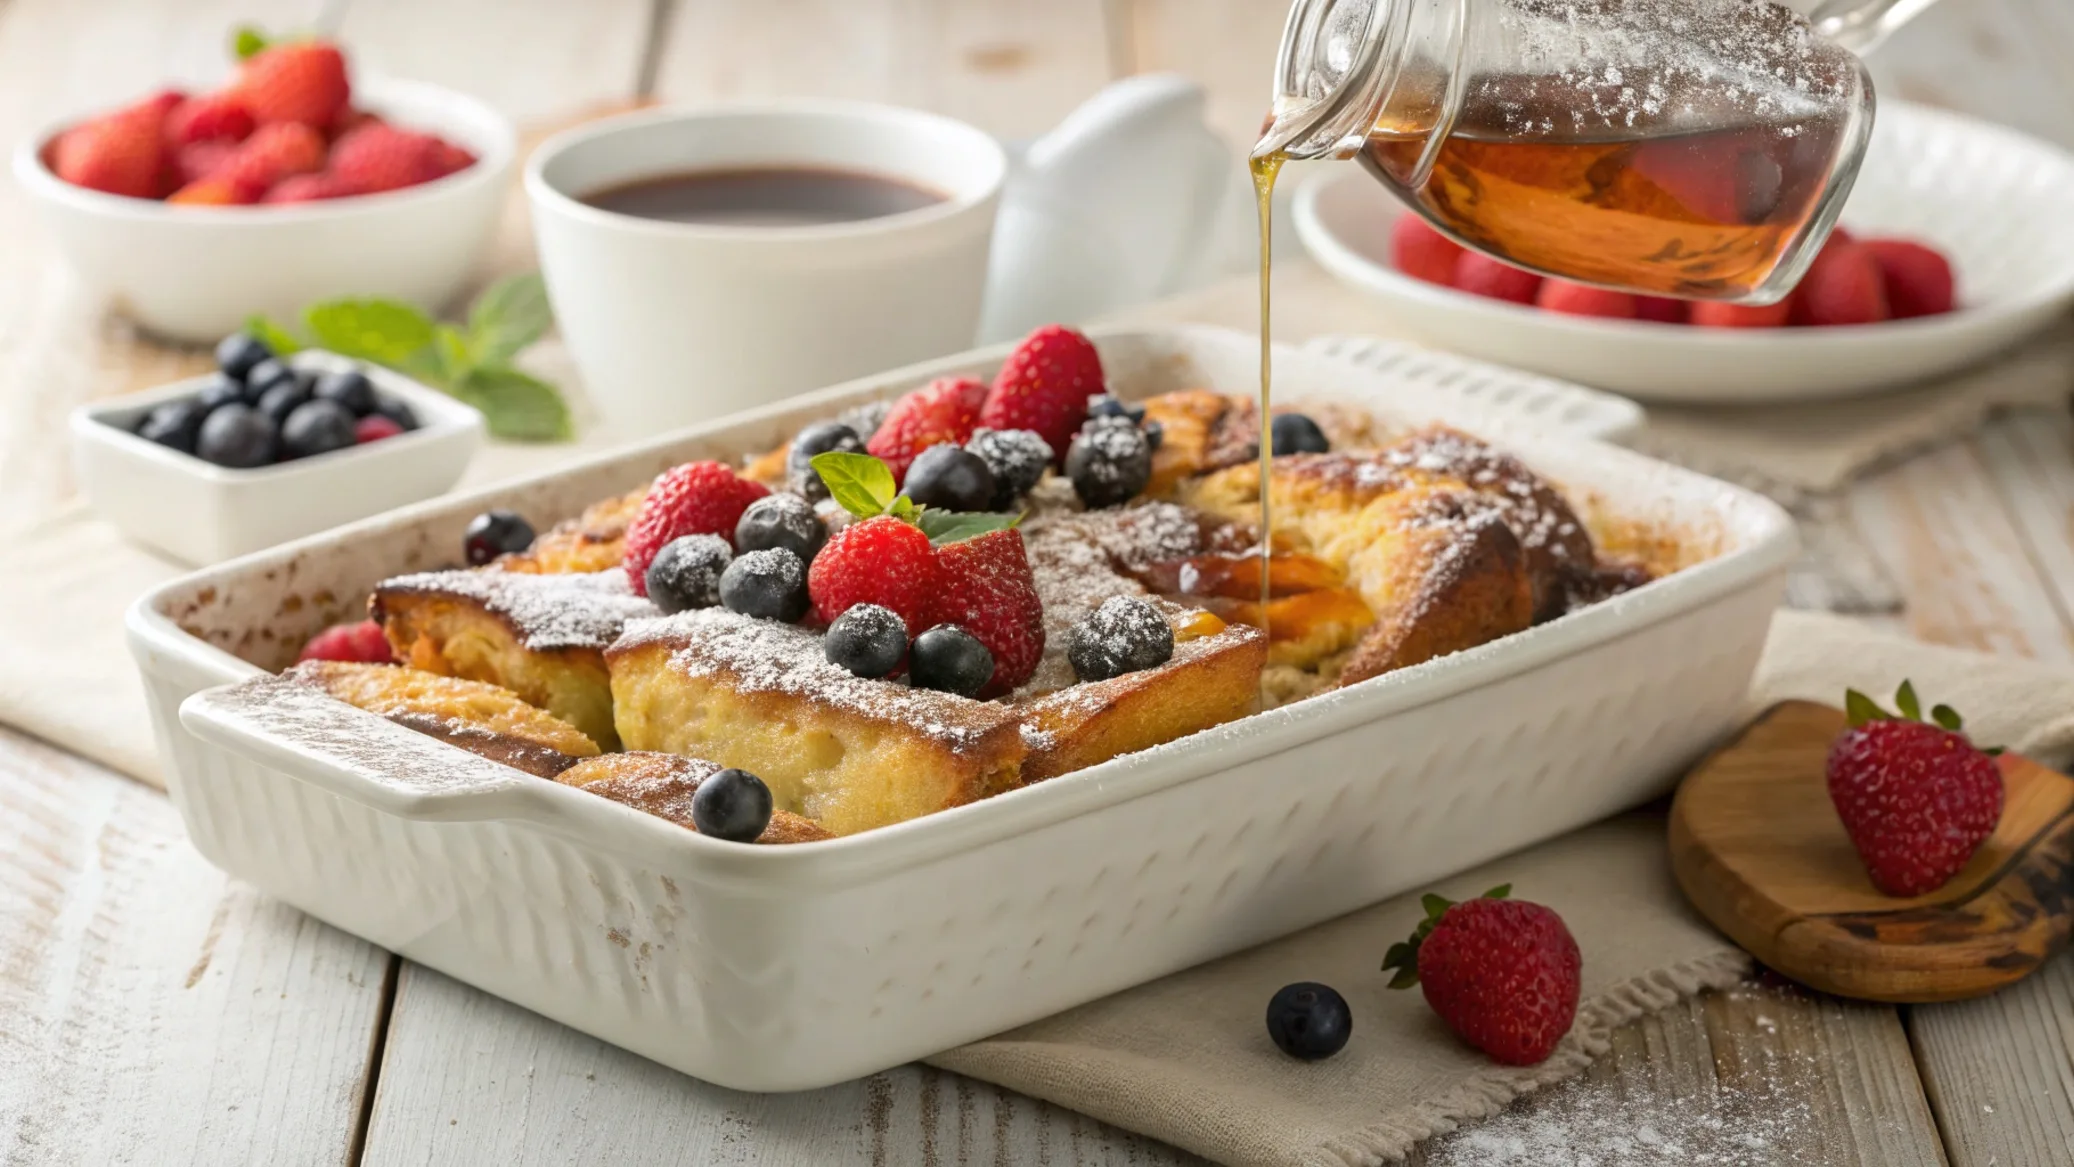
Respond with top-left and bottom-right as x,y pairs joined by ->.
0,727 -> 393,1165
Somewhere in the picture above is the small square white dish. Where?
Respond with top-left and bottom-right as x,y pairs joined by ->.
72,352 -> 484,564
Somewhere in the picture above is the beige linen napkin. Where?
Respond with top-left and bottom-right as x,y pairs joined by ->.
926,611 -> 2074,1167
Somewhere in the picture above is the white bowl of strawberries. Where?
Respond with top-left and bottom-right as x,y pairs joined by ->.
13,35 -> 515,343
1292,102 -> 2074,404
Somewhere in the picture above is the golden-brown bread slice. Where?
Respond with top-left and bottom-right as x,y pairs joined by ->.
371,568 -> 657,750
1015,620 -> 1266,781
607,609 -> 1028,837
285,660 -> 599,777
495,488 -> 646,575
1139,390 -> 1392,498
557,752 -> 833,844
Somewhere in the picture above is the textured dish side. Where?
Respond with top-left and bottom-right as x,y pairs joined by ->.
175,578 -> 1776,1090
1300,335 -> 1645,443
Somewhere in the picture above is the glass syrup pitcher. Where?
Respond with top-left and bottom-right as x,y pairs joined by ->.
1255,0 -> 1931,302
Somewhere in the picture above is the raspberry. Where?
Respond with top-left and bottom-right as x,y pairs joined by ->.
329,123 -> 449,195
621,462 -> 770,596
354,415 -> 405,443
173,122 -> 325,204
1390,215 -> 1464,286
298,620 -> 394,665
174,139 -> 239,186
1452,254 -> 1542,304
1634,296 -> 1690,324
807,516 -> 940,635
927,529 -> 1045,696
232,40 -> 351,129
1790,239 -> 1890,326
1827,683 -> 2003,897
1864,239 -> 1956,319
1536,281 -> 1639,319
1385,890 -> 1581,1066
980,324 -> 1105,460
1689,299 -> 1792,328
166,93 -> 256,147
867,376 -> 987,483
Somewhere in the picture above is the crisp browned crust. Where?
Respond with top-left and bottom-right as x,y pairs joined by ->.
557,752 -> 832,844
1015,624 -> 1265,782
496,487 -> 646,575
285,660 -> 598,777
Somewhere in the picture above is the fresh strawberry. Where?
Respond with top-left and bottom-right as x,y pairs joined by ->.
1865,239 -> 1956,319
1453,254 -> 1542,305
329,123 -> 448,194
808,515 -> 941,635
298,620 -> 394,665
262,172 -> 356,203
1537,280 -> 1638,319
1384,885 -> 1581,1066
927,529 -> 1044,696
1690,298 -> 1793,328
621,461 -> 771,596
174,139 -> 239,185
1391,215 -> 1464,286
869,376 -> 987,483
1826,681 -> 2004,897
1635,296 -> 1690,324
174,121 -> 325,204
980,325 -> 1105,460
232,40 -> 351,129
166,92 -> 256,147
429,138 -> 477,178
328,108 -> 383,142
1791,239 -> 1890,326
354,415 -> 405,443
49,96 -> 175,198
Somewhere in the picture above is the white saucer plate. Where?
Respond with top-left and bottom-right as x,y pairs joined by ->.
1292,102 -> 2074,404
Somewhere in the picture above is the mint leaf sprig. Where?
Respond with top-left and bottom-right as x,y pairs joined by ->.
809,450 -> 1020,544
250,273 -> 573,442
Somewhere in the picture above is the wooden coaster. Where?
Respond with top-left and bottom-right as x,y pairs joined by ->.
1669,701 -> 2074,1003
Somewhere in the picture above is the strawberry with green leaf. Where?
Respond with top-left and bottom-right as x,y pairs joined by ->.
1828,680 -> 2005,897
1383,884 -> 1581,1066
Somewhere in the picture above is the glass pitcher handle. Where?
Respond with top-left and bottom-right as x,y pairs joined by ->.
1806,0 -> 1945,54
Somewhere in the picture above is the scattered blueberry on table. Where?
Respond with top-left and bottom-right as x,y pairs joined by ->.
121,330 -> 420,469
1265,982 -> 1352,1061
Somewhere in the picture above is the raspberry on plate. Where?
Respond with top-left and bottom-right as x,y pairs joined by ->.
1791,238 -> 1890,326
807,515 -> 941,635
1383,884 -> 1580,1066
231,40 -> 351,129
1826,681 -> 2004,897
1453,254 -> 1542,305
1537,280 -> 1639,319
867,376 -> 987,483
1864,238 -> 1957,319
1690,299 -> 1793,328
298,620 -> 394,665
1390,215 -> 1463,286
621,461 -> 771,596
927,529 -> 1044,696
980,324 -> 1105,459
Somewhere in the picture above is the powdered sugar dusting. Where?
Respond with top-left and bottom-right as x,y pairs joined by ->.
1020,500 -> 1208,695
378,568 -> 658,651
203,674 -> 529,795
1424,1073 -> 1817,1166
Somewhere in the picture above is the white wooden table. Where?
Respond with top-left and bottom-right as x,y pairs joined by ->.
3,2 -> 2072,1163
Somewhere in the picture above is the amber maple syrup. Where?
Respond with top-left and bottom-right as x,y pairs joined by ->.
1249,151 -> 1284,629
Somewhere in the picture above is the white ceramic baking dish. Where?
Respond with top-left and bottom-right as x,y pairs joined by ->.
132,325 -> 1795,1092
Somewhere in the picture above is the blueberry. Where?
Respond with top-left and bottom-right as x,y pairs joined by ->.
215,332 -> 274,382
194,374 -> 249,413
720,547 -> 809,622
256,380 -> 314,427
1066,596 -> 1174,682
136,399 -> 207,454
373,396 -> 420,432
903,444 -> 997,513
966,428 -> 1052,510
464,509 -> 535,566
690,767 -> 773,843
1265,982 -> 1351,1061
244,358 -> 298,400
646,534 -> 731,613
909,625 -> 993,697
735,493 -> 827,564
1271,412 -> 1331,456
1064,417 -> 1152,509
1143,419 -> 1165,451
786,421 -> 865,501
824,603 -> 908,678
313,369 -> 379,416
195,404 -> 279,468
280,399 -> 358,459
1087,393 -> 1147,425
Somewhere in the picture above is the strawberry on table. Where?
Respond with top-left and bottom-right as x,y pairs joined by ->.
868,376 -> 987,483
1826,681 -> 2004,897
980,324 -> 1105,459
928,529 -> 1044,696
621,461 -> 771,596
231,38 -> 350,129
1383,884 -> 1581,1066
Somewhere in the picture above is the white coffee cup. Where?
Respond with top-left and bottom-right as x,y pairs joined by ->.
526,102 -> 1006,434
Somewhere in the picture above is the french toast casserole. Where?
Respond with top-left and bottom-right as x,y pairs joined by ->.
277,328 -> 1667,843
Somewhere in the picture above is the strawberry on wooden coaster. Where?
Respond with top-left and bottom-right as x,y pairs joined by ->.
1827,681 -> 2004,897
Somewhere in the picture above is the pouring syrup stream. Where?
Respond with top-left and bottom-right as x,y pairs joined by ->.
1248,151 -> 1284,627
